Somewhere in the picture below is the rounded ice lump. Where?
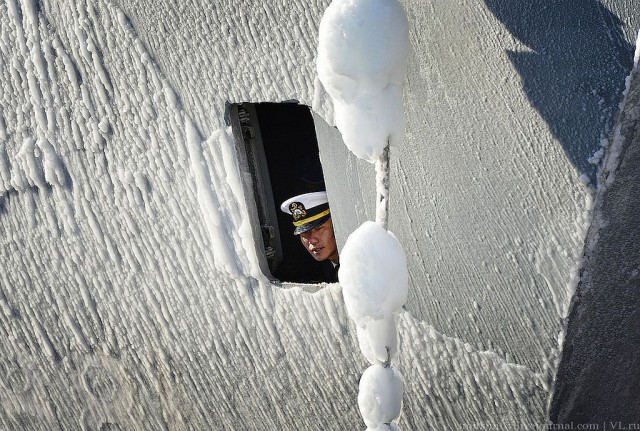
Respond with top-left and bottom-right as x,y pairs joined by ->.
338,221 -> 408,325
356,315 -> 399,365
358,364 -> 404,428
317,0 -> 409,162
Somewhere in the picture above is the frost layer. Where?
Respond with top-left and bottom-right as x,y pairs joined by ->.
317,0 -> 409,161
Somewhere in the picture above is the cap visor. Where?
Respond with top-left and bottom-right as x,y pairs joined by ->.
294,215 -> 331,235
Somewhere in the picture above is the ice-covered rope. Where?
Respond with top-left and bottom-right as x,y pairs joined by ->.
375,144 -> 390,231
317,0 -> 410,429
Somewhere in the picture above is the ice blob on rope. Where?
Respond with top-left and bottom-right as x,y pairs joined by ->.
317,0 -> 409,162
339,221 -> 408,364
358,364 -> 404,429
339,221 -> 408,324
357,316 -> 399,365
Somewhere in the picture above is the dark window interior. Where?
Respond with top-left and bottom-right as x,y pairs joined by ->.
228,102 -> 333,283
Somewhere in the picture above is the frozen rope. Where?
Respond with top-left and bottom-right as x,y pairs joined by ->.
375,143 -> 390,230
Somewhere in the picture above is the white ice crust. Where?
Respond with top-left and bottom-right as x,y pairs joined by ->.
1,0 -> 618,427
317,0 -> 409,162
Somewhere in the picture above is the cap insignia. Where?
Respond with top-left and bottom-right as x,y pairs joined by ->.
289,202 -> 307,221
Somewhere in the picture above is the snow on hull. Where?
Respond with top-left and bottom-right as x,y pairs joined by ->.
0,0 -> 638,429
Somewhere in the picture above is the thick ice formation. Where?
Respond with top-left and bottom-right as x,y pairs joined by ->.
340,222 -> 408,365
356,315 -> 399,365
318,1 -> 410,428
340,222 -> 408,323
317,0 -> 409,162
3,0 -> 634,427
358,364 -> 404,428
340,221 -> 409,429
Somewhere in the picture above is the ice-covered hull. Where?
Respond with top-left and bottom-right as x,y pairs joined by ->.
0,0 -> 638,429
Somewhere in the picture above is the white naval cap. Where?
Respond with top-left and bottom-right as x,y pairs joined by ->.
280,191 -> 331,235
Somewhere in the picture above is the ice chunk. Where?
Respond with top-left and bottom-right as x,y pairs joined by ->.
339,221 -> 408,325
333,88 -> 405,161
358,364 -> 403,428
356,316 -> 399,365
317,0 -> 409,162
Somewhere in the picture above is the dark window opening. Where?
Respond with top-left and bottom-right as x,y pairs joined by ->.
228,102 -> 333,284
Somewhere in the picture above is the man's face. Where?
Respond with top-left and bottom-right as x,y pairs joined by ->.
299,218 -> 339,263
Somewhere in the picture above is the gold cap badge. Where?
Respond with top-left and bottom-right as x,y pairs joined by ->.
289,202 -> 307,222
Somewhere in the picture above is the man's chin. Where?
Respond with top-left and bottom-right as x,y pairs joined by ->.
309,251 -> 326,261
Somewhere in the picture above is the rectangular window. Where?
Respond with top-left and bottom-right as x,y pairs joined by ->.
228,102 -> 333,283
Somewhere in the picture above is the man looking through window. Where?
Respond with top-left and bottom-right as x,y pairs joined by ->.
280,191 -> 340,283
